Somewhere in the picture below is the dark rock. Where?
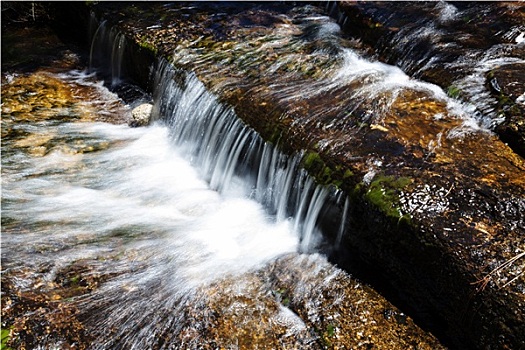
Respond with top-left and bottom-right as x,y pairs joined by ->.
488,63 -> 525,158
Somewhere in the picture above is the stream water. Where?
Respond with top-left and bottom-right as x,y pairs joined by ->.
1,66 -> 318,348
5,2 -> 523,348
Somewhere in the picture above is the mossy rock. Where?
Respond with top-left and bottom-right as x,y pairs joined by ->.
302,151 -> 354,188
363,175 -> 412,221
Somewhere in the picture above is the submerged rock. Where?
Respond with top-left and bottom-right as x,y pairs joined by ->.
1,71 -> 129,158
26,254 -> 439,349
129,103 -> 153,127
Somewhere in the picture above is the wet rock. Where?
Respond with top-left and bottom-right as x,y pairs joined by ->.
1,267 -> 90,350
0,256 -> 140,349
1,71 -> 130,160
129,103 -> 153,127
1,22 -> 130,128
191,271 -> 318,349
192,254 -> 446,349
334,1 -> 525,158
488,63 -> 525,101
263,254 -> 444,350
69,2 -> 525,349
488,63 -> 525,157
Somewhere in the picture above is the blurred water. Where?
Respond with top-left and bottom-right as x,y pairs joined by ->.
1,68 -> 307,347
2,114 -> 300,288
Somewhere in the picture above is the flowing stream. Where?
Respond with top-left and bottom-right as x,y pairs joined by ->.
6,2 -> 519,347
327,1 -> 525,131
1,27 -> 358,347
1,68 -> 322,348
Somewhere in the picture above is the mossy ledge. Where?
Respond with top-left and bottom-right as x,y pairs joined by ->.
65,3 -> 525,349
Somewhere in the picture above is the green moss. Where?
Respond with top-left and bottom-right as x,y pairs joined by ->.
1,327 -> 12,350
302,151 -> 354,189
303,151 -> 322,168
325,324 -> 336,338
364,175 -> 412,222
495,92 -> 522,116
70,275 -> 80,285
343,168 -> 354,179
273,288 -> 290,307
447,85 -> 461,99
138,36 -> 158,54
266,125 -> 283,145
369,22 -> 383,29
302,151 -> 332,185
318,323 -> 337,348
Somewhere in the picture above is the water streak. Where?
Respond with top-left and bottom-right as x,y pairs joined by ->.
89,14 -> 126,86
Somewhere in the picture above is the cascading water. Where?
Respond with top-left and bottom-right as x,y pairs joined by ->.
89,12 -> 127,87
2,13 -> 354,350
327,1 -> 525,133
0,68 -> 324,348
150,59 -> 346,252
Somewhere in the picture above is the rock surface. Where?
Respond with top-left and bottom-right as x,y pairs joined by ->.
130,103 -> 153,127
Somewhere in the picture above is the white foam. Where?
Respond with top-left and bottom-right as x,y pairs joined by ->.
3,120 -> 298,287
435,1 -> 458,23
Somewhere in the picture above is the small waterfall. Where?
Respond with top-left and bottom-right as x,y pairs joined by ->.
89,13 -> 127,87
110,32 -> 126,86
298,185 -> 332,252
151,58 -> 348,252
336,194 -> 350,249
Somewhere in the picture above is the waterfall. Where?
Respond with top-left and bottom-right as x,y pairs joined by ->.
89,12 -> 127,87
87,15 -> 350,253
151,58 -> 348,252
